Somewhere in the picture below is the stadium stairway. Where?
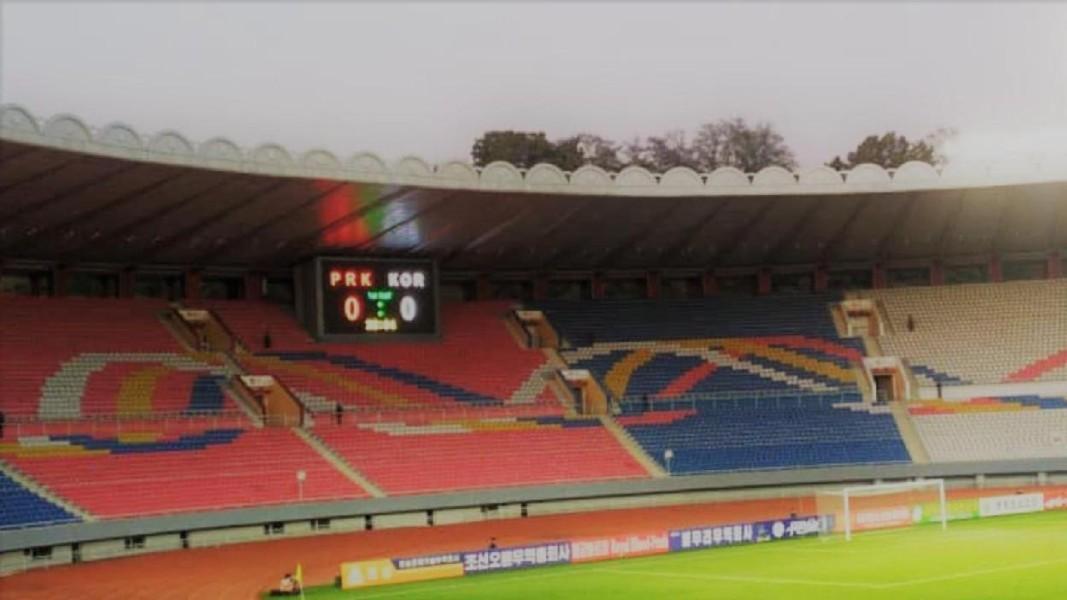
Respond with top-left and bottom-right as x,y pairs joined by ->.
598,416 -> 668,478
888,401 -> 931,463
292,428 -> 385,498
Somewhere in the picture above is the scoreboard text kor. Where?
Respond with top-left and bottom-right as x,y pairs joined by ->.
315,258 -> 438,339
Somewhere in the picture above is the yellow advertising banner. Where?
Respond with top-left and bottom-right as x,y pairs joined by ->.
339,558 -> 464,590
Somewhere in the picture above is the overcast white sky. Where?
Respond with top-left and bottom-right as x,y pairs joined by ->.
2,1 -> 1066,168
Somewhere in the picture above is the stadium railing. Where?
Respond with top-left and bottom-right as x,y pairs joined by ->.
2,411 -> 255,437
616,389 -> 862,413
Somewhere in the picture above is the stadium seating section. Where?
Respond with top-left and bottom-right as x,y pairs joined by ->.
616,393 -> 911,473
537,295 -> 865,399
0,425 -> 367,518
314,414 -> 649,494
908,396 -> 1067,462
3,280 -> 1066,530
203,300 -> 557,412
0,296 -> 235,419
859,280 -> 1067,385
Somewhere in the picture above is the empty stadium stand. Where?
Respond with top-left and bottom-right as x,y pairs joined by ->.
537,295 -> 865,399
616,393 -> 911,473
201,300 -> 558,412
3,282 -> 1064,529
909,396 -> 1067,462
0,426 -> 367,518
859,280 -> 1067,385
313,414 -> 649,494
0,296 -> 235,419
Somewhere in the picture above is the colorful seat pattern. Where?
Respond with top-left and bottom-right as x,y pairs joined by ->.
202,300 -> 558,411
0,296 -> 234,419
538,295 -> 863,399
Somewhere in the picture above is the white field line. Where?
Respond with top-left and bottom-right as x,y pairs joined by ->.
594,567 -> 886,589
350,568 -> 581,599
884,557 -> 1067,588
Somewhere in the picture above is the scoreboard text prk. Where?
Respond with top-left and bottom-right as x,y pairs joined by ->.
318,258 -> 438,338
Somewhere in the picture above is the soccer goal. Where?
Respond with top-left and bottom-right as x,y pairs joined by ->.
815,479 -> 947,541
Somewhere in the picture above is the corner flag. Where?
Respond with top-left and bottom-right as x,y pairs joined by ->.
295,563 -> 305,599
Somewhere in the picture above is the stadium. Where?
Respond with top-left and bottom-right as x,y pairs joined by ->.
1,99 -> 1065,598
3,3 -> 1067,596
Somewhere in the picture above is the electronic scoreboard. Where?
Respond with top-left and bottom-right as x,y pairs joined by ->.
296,257 -> 439,341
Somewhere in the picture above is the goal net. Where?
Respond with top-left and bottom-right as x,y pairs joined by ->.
815,479 -> 947,541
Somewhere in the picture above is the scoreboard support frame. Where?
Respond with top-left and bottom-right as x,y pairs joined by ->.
294,256 -> 441,343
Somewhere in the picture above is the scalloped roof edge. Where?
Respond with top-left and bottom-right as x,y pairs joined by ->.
3,104 -> 1065,197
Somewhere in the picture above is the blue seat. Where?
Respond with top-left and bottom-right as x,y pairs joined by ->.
0,472 -> 80,530
623,402 -> 910,474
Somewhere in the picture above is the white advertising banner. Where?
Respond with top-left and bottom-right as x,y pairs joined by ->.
978,493 -> 1045,518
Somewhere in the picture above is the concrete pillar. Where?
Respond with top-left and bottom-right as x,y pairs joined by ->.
533,275 -> 548,301
814,265 -> 829,293
245,273 -> 264,301
591,274 -> 606,300
119,269 -> 134,298
53,266 -> 69,297
475,273 -> 491,301
930,260 -> 944,286
872,263 -> 887,289
646,271 -> 661,299
185,270 -> 202,302
756,269 -> 772,296
1048,252 -> 1063,279
701,272 -> 718,297
988,256 -> 1003,283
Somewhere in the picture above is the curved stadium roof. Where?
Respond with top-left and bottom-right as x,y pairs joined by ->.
2,104 -> 1065,272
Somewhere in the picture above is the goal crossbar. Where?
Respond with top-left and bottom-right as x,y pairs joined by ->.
816,479 -> 947,541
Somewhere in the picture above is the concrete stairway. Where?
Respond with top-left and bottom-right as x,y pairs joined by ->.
889,401 -> 931,464
599,416 -> 668,478
293,428 -> 386,498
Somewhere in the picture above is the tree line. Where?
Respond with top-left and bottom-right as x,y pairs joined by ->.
471,120 -> 954,173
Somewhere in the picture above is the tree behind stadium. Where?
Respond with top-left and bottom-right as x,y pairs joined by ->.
471,119 -> 797,173
828,129 -> 955,170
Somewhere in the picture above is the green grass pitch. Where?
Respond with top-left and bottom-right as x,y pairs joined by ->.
297,511 -> 1067,599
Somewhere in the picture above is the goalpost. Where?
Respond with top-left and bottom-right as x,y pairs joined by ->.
815,479 -> 947,541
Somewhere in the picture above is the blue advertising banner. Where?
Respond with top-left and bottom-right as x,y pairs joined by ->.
669,515 -> 828,552
461,541 -> 572,574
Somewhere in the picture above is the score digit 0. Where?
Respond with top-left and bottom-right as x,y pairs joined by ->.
400,295 -> 418,322
343,295 -> 363,322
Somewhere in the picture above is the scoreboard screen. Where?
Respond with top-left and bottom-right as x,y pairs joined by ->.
300,257 -> 439,341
